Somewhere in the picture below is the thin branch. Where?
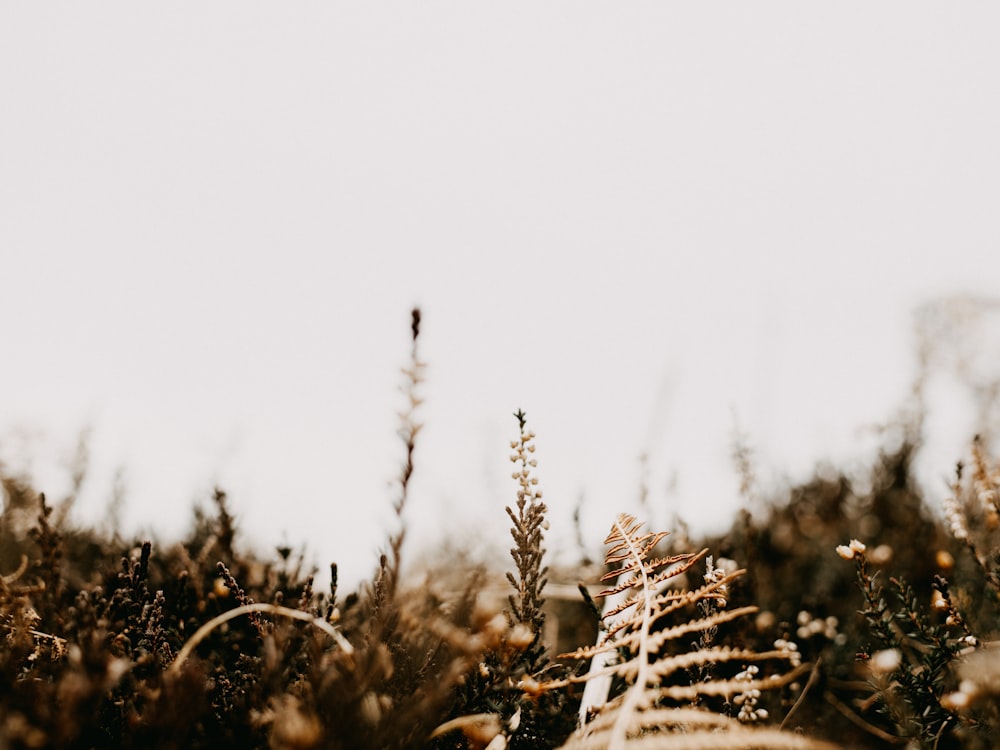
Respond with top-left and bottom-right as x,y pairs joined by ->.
780,658 -> 822,730
169,602 -> 353,674
823,690 -> 907,744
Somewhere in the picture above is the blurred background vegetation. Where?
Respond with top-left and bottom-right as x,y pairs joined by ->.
2,296 -> 1000,747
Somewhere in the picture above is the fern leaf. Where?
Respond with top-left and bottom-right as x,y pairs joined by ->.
557,513 -> 836,750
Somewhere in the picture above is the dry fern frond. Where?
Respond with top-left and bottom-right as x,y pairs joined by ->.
555,514 -> 835,750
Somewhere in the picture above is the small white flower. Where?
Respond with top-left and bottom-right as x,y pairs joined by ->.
943,692 -> 968,711
837,539 -> 867,560
508,708 -> 521,732
869,648 -> 901,674
869,544 -> 893,565
936,550 -> 955,570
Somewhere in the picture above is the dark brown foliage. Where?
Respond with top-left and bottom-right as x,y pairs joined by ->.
4,308 -> 1000,748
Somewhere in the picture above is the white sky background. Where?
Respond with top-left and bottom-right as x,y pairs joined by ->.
2,4 -> 1000,588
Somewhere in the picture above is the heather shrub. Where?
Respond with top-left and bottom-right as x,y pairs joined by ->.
2,306 -> 999,748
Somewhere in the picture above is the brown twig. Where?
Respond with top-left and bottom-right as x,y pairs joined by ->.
780,658 -> 822,730
169,602 -> 353,674
824,690 -> 907,744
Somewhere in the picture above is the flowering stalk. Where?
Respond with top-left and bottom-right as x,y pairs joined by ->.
506,409 -> 549,641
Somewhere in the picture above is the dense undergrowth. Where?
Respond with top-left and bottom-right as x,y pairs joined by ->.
3,307 -> 1000,748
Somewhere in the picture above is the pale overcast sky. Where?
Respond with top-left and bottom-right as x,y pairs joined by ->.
3,4 -> 999,587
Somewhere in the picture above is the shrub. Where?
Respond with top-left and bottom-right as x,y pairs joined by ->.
2,308 -> 999,748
